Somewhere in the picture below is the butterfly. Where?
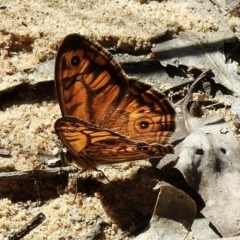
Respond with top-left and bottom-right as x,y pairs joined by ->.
54,34 -> 176,170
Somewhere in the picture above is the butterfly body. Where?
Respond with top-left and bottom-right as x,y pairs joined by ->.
55,34 -> 176,170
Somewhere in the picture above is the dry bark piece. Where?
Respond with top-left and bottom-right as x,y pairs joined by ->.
134,182 -> 196,240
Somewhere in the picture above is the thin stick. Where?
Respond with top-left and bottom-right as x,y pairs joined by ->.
0,166 -> 78,181
7,213 -> 46,240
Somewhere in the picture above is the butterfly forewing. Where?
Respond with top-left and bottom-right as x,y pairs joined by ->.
55,34 -> 128,125
55,117 -> 173,169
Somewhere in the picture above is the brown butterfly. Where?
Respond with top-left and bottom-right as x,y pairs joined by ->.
54,34 -> 176,170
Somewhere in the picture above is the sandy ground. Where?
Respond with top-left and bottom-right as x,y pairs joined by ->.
0,0 -> 240,239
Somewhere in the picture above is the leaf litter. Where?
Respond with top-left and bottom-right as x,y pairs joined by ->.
1,0 -> 240,239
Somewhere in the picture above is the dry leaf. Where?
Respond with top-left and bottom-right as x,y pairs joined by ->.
175,119 -> 240,237
135,182 -> 196,240
152,31 -> 240,94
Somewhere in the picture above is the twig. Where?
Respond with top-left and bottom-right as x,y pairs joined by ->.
8,213 -> 46,240
0,166 -> 78,181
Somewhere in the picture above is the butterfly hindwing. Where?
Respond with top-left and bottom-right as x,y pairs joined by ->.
55,116 -> 173,169
103,78 -> 176,144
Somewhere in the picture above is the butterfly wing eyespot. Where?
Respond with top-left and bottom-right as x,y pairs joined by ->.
139,121 -> 149,129
71,55 -> 81,67
134,118 -> 153,133
55,34 -> 176,169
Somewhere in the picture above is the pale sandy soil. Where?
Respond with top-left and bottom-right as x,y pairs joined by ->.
0,0 -> 239,239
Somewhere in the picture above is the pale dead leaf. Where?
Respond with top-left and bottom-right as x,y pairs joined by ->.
175,119 -> 240,237
191,218 -> 221,239
134,182 -> 196,240
152,31 -> 240,94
